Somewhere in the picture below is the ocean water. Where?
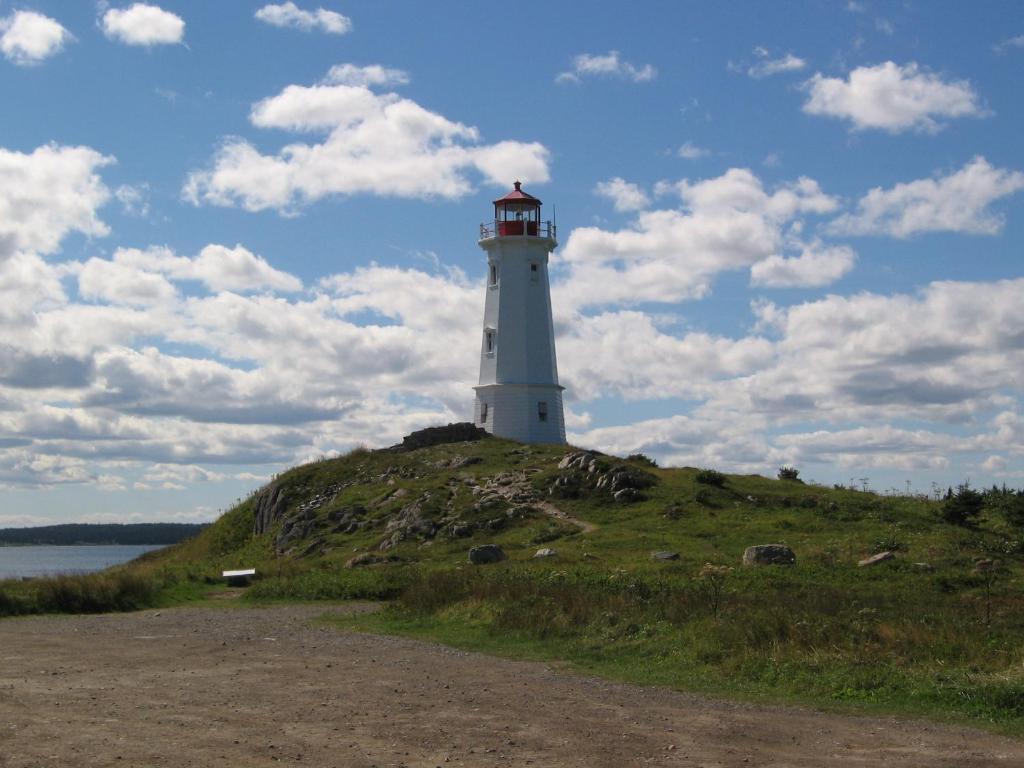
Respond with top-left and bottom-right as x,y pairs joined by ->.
0,545 -> 166,580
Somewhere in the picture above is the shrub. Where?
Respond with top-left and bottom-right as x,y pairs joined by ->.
695,469 -> 726,487
663,502 -> 685,520
984,485 -> 1024,528
941,483 -> 984,526
778,466 -> 801,482
627,453 -> 658,468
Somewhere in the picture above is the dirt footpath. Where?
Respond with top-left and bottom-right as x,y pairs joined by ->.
1,604 -> 1021,768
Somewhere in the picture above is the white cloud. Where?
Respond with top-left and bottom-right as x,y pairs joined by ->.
0,144 -> 113,260
829,157 -> 1024,237
184,71 -> 550,212
750,243 -> 856,288
559,311 -> 774,402
594,178 -> 650,212
561,169 -> 838,308
748,52 -> 806,79
0,10 -> 71,65
79,256 -> 178,307
0,253 -> 66,325
255,3 -> 351,35
994,35 -> 1024,53
736,277 -> 1024,426
101,4 -> 185,46
982,455 -> 1007,473
875,18 -> 895,36
323,63 -> 408,88
678,141 -> 709,160
803,61 -> 984,133
193,244 -> 303,293
104,244 -> 303,293
556,51 -> 656,84
115,184 -> 150,217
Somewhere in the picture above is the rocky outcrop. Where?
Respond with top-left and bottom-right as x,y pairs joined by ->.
859,551 -> 895,567
379,495 -> 439,551
469,544 -> 506,564
550,451 -> 657,503
345,553 -> 402,568
392,423 -> 489,453
253,482 -> 288,536
651,551 -> 680,561
742,544 -> 796,567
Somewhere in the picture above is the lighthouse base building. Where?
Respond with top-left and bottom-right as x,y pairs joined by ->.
473,182 -> 566,444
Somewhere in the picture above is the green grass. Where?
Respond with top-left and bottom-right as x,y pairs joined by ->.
4,436 -> 1023,735
325,562 -> 1024,736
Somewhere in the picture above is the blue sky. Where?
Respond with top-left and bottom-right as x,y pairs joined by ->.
2,1 -> 1024,524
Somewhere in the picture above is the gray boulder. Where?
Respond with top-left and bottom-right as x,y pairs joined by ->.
534,548 -> 558,558
613,487 -> 642,504
468,544 -> 506,565
858,551 -> 895,567
651,551 -> 680,561
742,544 -> 796,566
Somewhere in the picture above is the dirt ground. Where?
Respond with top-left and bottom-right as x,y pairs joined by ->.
1,604 -> 1021,768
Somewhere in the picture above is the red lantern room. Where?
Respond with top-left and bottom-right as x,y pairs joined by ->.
483,180 -> 557,240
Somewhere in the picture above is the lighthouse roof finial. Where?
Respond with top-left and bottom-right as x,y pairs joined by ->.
493,180 -> 541,206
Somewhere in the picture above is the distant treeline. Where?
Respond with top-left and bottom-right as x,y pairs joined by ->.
0,523 -> 207,546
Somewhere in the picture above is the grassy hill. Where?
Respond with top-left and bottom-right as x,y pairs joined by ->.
3,431 -> 1023,733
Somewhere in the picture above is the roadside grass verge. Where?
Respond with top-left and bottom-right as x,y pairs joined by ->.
324,562 -> 1024,738
0,570 -> 162,616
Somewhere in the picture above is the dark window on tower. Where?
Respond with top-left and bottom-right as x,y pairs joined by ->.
489,264 -> 498,286
538,401 -> 548,422
481,402 -> 488,423
530,262 -> 539,282
485,330 -> 495,353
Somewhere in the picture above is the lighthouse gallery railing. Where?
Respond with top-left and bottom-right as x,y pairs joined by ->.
479,220 -> 557,239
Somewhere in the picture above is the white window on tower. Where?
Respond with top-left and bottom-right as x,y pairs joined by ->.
489,263 -> 498,286
538,401 -> 548,422
481,402 -> 488,423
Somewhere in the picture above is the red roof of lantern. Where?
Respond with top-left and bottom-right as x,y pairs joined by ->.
493,180 -> 541,206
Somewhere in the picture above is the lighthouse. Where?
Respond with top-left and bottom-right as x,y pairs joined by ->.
473,181 -> 566,444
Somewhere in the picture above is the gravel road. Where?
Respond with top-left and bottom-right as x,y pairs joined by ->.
1,604 -> 1021,767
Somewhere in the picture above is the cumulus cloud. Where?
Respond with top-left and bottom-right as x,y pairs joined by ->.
748,51 -> 806,79
323,63 -> 408,87
829,157 -> 1024,237
565,277 -> 1024,475
558,311 -> 774,402
750,243 -> 856,287
678,142 -> 709,160
101,4 -> 185,46
993,35 -> 1024,53
184,69 -> 550,211
78,256 -> 178,307
115,184 -> 150,217
739,278 -> 1024,425
556,51 -> 656,83
90,244 -> 303,295
803,62 -> 984,133
0,10 -> 71,65
0,144 -> 113,261
255,3 -> 351,34
594,178 -> 650,212
560,168 -> 839,308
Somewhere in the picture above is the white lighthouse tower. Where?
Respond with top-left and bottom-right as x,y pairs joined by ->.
473,181 -> 566,444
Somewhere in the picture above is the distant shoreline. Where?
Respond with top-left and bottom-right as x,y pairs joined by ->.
0,523 -> 207,547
